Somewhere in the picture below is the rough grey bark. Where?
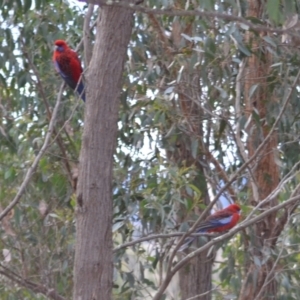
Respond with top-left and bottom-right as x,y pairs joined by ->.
73,6 -> 133,300
179,251 -> 213,300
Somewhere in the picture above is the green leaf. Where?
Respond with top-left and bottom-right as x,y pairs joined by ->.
263,36 -> 277,48
4,167 -> 15,180
267,0 -> 280,23
253,256 -> 261,267
201,0 -> 214,10
191,138 -> 198,159
237,42 -> 251,57
249,83 -> 259,99
188,184 -> 201,195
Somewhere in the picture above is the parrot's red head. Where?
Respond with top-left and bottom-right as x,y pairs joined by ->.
54,40 -> 69,52
228,204 -> 241,213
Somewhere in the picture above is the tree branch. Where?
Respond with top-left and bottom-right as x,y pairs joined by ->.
190,67 -> 300,240
22,42 -> 74,187
81,1 -> 299,37
83,3 -> 95,66
0,84 -> 64,221
113,232 -> 216,252
0,264 -> 65,300
151,68 -> 300,298
153,192 -> 300,300
234,59 -> 259,203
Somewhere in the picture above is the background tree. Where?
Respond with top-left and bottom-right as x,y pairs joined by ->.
1,0 -> 300,299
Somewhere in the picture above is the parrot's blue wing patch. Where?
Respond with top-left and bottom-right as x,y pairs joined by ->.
54,60 -> 76,89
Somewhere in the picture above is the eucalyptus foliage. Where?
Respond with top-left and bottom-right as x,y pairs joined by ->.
1,0 -> 300,299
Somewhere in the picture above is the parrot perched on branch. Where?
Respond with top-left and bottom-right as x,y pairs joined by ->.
179,203 -> 241,251
53,40 -> 85,102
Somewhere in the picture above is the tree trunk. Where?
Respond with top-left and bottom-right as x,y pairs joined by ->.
148,10 -> 214,297
179,251 -> 213,299
175,72 -> 213,299
73,6 -> 133,300
239,0 -> 279,298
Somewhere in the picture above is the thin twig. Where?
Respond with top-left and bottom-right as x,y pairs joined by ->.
0,84 -> 64,221
113,232 -> 216,252
185,284 -> 222,300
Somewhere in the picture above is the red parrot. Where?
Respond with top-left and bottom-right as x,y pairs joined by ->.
53,40 -> 85,102
179,203 -> 241,251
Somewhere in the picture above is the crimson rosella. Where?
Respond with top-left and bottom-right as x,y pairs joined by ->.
53,40 -> 85,102
179,203 -> 241,251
